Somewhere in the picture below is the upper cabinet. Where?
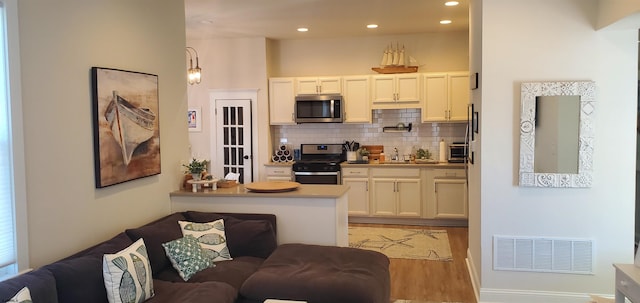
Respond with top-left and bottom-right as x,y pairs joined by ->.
371,74 -> 421,109
269,77 -> 296,125
295,77 -> 341,95
422,72 -> 470,122
342,76 -> 371,123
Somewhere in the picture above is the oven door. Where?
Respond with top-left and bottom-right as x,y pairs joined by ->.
293,171 -> 341,185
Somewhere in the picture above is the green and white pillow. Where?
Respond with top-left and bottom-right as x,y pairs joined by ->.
162,235 -> 212,281
103,238 -> 154,303
5,287 -> 31,303
179,220 -> 232,262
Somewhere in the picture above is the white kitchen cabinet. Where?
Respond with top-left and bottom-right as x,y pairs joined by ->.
370,168 -> 421,217
371,74 -> 421,109
264,165 -> 292,181
422,72 -> 469,122
269,78 -> 296,125
296,77 -> 341,95
426,169 -> 467,219
342,167 -> 370,216
342,76 -> 371,123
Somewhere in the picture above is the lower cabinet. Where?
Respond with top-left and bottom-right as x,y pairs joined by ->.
340,165 -> 467,221
371,178 -> 421,217
426,169 -> 467,219
342,167 -> 370,216
264,165 -> 292,181
370,168 -> 421,218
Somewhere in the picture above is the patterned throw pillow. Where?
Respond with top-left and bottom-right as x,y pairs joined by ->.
5,287 -> 31,303
161,235 -> 212,281
103,238 -> 154,303
179,220 -> 232,262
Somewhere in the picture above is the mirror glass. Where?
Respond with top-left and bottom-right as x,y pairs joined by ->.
519,81 -> 595,188
534,95 -> 580,174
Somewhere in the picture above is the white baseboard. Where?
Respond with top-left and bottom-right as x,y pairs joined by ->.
477,288 -> 613,303
466,249 -> 481,303
465,249 -> 614,303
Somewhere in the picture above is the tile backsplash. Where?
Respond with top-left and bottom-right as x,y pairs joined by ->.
272,109 -> 467,159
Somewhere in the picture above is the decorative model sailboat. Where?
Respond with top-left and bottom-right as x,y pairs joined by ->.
372,43 -> 419,74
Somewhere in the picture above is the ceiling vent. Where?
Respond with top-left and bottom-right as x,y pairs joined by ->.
493,235 -> 593,275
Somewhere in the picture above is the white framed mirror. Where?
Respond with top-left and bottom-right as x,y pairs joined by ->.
519,81 -> 596,187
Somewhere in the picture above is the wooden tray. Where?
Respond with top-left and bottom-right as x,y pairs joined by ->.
245,181 -> 300,193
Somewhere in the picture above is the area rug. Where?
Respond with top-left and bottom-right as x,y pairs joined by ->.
349,226 -> 452,261
392,300 -> 465,303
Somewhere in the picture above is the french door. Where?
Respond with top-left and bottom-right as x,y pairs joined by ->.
214,99 -> 252,183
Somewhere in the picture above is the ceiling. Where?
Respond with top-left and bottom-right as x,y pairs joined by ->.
185,0 -> 469,41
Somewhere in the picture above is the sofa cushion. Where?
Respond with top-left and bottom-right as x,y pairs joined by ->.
240,243 -> 391,303
0,268 -> 58,303
5,287 -> 30,303
179,220 -> 232,262
44,256 -> 107,303
182,212 -> 277,259
154,256 -> 264,291
148,279 -> 236,303
64,232 -> 134,260
125,213 -> 186,275
183,212 -> 277,234
103,238 -> 154,303
162,235 -> 212,281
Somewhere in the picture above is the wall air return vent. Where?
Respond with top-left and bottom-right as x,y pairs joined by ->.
493,235 -> 593,275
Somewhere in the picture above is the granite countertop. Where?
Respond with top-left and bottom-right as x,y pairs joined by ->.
171,184 -> 349,198
265,161 -> 466,168
340,162 -> 466,168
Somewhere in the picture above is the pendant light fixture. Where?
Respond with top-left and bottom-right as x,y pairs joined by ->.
185,47 -> 202,85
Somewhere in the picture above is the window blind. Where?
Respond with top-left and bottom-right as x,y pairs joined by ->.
0,1 -> 16,273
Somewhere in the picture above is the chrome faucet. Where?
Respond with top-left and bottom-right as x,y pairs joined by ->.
392,147 -> 399,161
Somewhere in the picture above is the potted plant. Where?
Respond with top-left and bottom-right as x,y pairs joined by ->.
183,158 -> 208,181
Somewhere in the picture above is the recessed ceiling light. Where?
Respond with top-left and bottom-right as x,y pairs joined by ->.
367,24 -> 378,29
445,1 -> 459,6
297,27 -> 309,32
440,20 -> 452,25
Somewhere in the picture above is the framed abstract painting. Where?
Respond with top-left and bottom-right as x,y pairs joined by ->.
91,67 -> 161,188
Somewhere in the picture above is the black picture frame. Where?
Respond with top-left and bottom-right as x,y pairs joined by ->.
470,72 -> 479,90
91,67 -> 161,188
473,111 -> 479,134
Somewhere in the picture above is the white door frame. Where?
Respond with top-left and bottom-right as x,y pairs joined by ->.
209,89 -> 259,183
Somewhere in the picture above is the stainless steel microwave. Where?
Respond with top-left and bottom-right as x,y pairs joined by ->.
294,95 -> 343,123
449,143 -> 468,163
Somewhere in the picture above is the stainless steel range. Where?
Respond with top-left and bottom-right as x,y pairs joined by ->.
292,144 -> 345,184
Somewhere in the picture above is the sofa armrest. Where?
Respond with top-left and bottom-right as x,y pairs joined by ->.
0,268 -> 58,303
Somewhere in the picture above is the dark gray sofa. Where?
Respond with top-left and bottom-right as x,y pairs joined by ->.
0,211 -> 390,303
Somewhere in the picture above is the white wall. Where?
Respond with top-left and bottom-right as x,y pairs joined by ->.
184,38 -> 270,181
470,0 -> 638,301
18,0 -> 188,267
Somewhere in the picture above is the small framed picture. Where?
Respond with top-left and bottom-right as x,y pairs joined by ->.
188,107 -> 201,132
470,72 -> 479,90
473,111 -> 479,134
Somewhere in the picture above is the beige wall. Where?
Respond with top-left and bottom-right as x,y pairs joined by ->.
18,0 -> 189,267
186,33 -> 468,180
270,31 -> 469,77
597,0 -> 640,29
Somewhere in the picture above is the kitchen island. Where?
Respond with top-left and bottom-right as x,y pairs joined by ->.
170,184 -> 349,247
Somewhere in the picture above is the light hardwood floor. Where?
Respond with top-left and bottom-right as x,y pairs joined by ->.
349,223 -> 476,303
